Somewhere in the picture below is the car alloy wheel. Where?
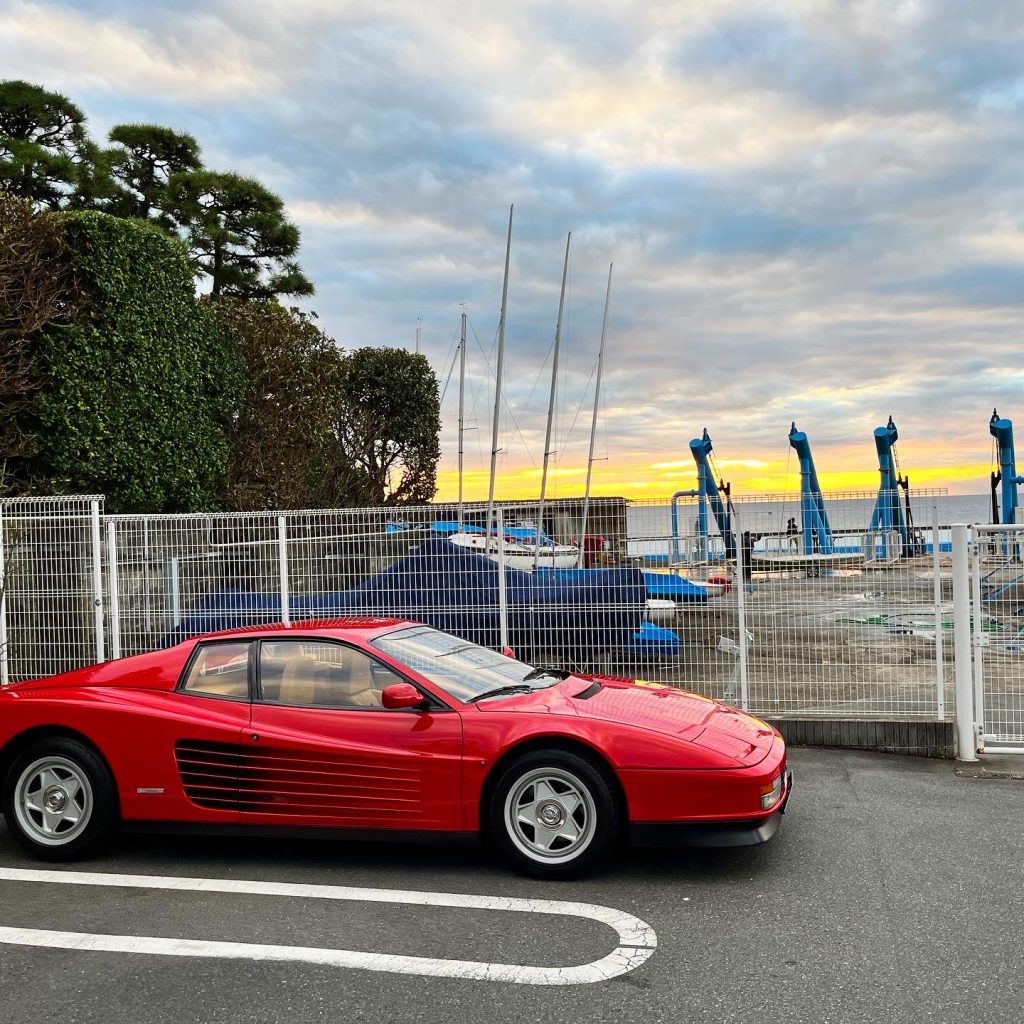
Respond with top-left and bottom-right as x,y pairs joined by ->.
504,767 -> 597,864
13,755 -> 94,847
489,748 -> 621,878
3,737 -> 117,861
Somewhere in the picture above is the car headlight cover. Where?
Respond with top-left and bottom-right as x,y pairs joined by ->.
759,773 -> 783,811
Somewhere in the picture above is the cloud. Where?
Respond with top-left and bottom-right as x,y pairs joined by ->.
0,1 -> 278,103
4,0 -> 1024,501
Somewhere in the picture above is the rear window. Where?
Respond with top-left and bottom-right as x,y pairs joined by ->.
182,642 -> 250,700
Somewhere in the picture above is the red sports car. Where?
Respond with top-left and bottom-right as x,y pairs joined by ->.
0,618 -> 791,878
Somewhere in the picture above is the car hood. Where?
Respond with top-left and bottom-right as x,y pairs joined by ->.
568,677 -> 777,766
474,676 -> 778,767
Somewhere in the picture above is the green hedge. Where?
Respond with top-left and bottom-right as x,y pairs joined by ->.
32,212 -> 246,511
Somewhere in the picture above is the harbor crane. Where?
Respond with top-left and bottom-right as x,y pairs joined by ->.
788,423 -> 835,555
688,429 -> 736,562
869,416 -> 922,558
989,408 -> 1021,527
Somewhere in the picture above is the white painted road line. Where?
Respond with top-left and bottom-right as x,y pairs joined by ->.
0,867 -> 657,986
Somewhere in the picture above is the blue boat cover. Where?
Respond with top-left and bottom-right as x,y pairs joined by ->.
535,567 -> 709,604
627,622 -> 683,658
164,538 -> 659,660
640,571 -> 709,603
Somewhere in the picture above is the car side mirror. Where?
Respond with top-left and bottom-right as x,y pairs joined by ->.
381,682 -> 427,710
502,646 -> 517,660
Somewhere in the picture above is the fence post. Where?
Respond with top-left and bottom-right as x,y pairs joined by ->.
495,508 -> 509,650
106,520 -> 121,660
278,515 -> 290,625
951,524 -> 977,760
931,504 -> 944,721
0,505 -> 8,686
165,556 -> 181,629
970,526 -> 986,743
90,498 -> 105,664
734,514 -> 749,710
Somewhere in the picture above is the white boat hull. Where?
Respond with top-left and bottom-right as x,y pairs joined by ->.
447,532 -> 580,570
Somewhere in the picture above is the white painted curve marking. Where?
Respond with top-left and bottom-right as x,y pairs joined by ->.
0,867 -> 657,986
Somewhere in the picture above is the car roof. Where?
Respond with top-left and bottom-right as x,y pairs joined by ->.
190,617 -> 415,644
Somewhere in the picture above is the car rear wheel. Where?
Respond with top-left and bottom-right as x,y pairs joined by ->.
488,749 -> 621,879
2,737 -> 117,861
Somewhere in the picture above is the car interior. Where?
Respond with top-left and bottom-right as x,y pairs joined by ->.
259,642 -> 400,708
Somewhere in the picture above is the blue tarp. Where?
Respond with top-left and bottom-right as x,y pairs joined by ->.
535,567 -> 709,604
640,571 -> 709,603
163,538 -> 670,659
628,622 -> 684,658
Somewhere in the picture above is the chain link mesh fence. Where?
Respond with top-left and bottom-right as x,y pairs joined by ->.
1,492 -> 1002,726
0,496 -> 104,683
971,525 -> 1024,748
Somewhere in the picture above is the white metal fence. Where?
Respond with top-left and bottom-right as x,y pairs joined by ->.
103,499 -> 643,677
627,493 -> 954,719
966,524 -> 1024,752
2,493 -> 1022,752
0,496 -> 105,685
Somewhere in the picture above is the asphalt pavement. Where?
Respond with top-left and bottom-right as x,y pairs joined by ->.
0,747 -> 1022,1024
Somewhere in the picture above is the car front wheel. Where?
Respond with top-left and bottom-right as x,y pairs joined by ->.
2,737 -> 117,861
488,749 -> 621,879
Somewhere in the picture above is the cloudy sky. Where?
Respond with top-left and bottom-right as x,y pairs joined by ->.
4,0 -> 1024,501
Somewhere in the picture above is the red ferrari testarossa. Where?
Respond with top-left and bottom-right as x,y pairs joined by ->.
0,618 -> 791,877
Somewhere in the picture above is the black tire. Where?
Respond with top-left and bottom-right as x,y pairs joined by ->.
2,737 -> 118,861
487,748 -> 622,879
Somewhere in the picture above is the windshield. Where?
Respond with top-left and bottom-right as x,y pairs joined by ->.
370,625 -> 563,703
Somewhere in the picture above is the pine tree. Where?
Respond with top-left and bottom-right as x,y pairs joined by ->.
107,123 -> 202,229
168,170 -> 314,299
0,80 -> 107,209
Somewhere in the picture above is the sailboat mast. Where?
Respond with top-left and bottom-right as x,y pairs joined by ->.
535,231 -> 571,568
485,205 -> 513,540
457,310 -> 467,531
580,262 -> 612,560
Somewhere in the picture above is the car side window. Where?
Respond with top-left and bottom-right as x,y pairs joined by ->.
259,640 -> 405,710
182,642 -> 251,699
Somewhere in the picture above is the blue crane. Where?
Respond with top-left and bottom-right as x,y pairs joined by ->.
989,409 -> 1021,527
869,416 -> 921,558
788,423 -> 835,555
989,409 -> 1023,562
688,429 -> 736,561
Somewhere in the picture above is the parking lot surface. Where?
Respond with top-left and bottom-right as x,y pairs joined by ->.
1,747 -> 1022,1024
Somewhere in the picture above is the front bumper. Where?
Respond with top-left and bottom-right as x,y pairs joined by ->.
630,769 -> 793,849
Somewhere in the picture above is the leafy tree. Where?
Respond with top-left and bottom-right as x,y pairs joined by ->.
168,170 -> 313,299
210,298 -> 346,511
0,80 -> 107,209
0,191 -> 82,483
0,84 -> 313,300
107,123 -> 201,229
21,212 -> 247,512
331,348 -> 441,506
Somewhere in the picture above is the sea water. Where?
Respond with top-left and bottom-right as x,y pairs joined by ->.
626,493 -> 999,560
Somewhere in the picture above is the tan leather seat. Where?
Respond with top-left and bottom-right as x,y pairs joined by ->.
346,686 -> 383,707
270,648 -> 389,709
277,654 -> 318,705
331,655 -> 382,707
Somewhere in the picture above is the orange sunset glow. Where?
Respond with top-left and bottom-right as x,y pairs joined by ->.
433,450 -> 996,503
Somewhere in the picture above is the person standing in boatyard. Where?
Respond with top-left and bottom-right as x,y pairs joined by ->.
740,531 -> 763,588
786,517 -> 798,549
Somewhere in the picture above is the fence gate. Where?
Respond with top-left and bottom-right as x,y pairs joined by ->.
0,496 -> 105,684
967,524 -> 1024,753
